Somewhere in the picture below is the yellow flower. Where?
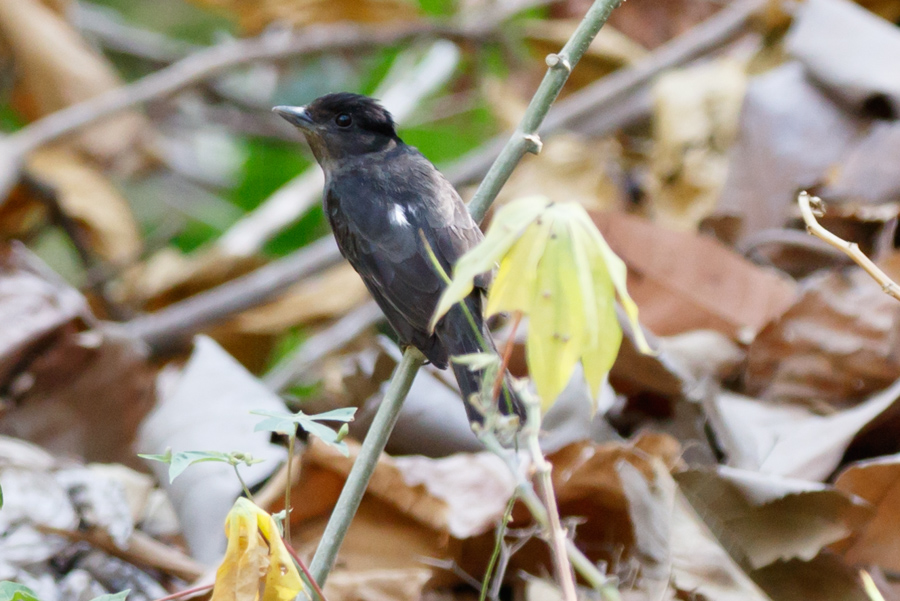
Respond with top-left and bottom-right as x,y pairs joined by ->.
432,196 -> 651,410
211,498 -> 307,601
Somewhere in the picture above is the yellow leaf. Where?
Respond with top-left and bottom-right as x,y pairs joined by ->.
431,196 -> 550,331
211,498 -> 306,601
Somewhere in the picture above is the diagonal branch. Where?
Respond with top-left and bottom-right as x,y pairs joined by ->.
304,0 -> 626,594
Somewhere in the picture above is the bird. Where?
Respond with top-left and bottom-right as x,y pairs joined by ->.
273,92 -> 523,423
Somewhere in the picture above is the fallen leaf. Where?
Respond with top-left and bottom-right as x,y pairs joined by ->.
745,268 -> 900,409
290,437 -> 515,540
593,211 -> 797,339
27,148 -> 143,266
752,552 -> 871,601
834,454 -> 900,572
715,62 -> 868,240
676,466 -> 872,570
787,0 -> 900,116
708,380 -> 900,480
0,243 -> 86,385
825,121 -> 900,204
648,58 -> 747,230
0,0 -> 148,168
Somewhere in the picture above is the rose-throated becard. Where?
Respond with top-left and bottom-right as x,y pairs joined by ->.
274,92 -> 523,423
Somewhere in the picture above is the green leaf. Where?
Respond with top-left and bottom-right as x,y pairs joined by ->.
251,408 -> 357,457
0,582 -> 42,601
140,450 -> 260,483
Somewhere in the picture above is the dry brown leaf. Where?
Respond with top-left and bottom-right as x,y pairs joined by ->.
0,243 -> 87,384
752,552 -> 871,601
825,121 -> 900,204
546,433 -> 681,569
648,59 -> 747,230
676,467 -> 872,571
191,0 -> 419,33
708,380 -> 900,481
232,263 -> 369,332
0,0 -> 148,169
746,269 -> 900,408
856,0 -> 900,21
0,244 -> 154,465
834,454 -> 900,572
787,0 -> 900,116
492,135 -> 625,213
289,438 -> 515,540
324,568 -> 431,601
27,147 -> 142,266
716,62 -> 868,241
593,211 -> 797,338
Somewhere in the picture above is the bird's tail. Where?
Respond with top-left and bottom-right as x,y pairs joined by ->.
438,294 -> 526,424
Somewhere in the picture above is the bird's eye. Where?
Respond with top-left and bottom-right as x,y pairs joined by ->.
335,114 -> 352,128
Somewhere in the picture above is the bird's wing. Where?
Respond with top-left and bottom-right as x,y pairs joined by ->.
326,148 -> 484,338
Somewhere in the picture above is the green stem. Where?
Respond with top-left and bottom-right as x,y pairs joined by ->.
480,495 -> 516,601
233,464 -> 254,501
285,433 -> 296,547
308,348 -> 425,584
467,0 -> 623,223
301,0 -> 623,593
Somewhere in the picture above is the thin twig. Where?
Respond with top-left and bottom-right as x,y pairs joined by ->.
285,433 -> 296,547
525,404 -> 577,601
301,1 -> 624,595
121,236 -> 342,352
284,540 -> 330,601
492,311 -> 522,402
479,428 -> 620,600
798,191 -> 900,302
480,495 -> 517,601
151,584 -> 214,601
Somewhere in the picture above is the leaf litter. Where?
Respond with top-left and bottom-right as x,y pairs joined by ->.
6,0 -> 900,599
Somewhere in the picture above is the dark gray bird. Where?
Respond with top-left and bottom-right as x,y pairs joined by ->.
274,93 -> 522,423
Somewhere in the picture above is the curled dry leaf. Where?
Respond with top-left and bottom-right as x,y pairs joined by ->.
715,62 -> 867,240
0,244 -> 155,465
0,0 -> 148,169
26,148 -> 143,266
787,0 -> 900,116
594,211 -> 797,339
546,432 -> 681,569
676,466 -> 872,571
708,378 -> 900,481
618,457 -> 772,600
745,268 -> 900,409
648,58 -> 747,230
190,0 -> 419,33
834,454 -> 900,573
